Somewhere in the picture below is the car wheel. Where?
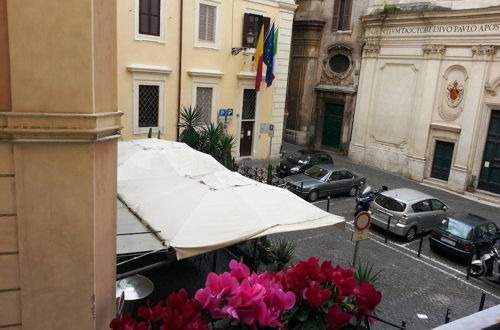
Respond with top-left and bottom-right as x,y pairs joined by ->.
348,186 -> 358,197
308,190 -> 319,202
469,264 -> 485,278
405,226 -> 417,242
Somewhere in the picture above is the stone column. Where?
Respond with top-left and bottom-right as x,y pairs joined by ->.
0,0 -> 120,329
285,0 -> 325,146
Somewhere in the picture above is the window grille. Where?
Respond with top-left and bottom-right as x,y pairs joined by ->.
138,85 -> 159,128
196,87 -> 213,124
242,89 -> 256,120
199,4 -> 216,42
139,0 -> 161,36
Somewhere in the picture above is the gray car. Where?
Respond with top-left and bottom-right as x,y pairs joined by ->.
284,164 -> 366,202
370,188 -> 454,241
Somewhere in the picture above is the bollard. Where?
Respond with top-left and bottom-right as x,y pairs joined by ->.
479,292 -> 486,311
418,235 -> 424,257
212,250 -> 217,272
401,321 -> 406,328
385,216 -> 392,244
301,182 -> 304,193
444,308 -> 451,323
327,196 -> 331,212
251,239 -> 258,272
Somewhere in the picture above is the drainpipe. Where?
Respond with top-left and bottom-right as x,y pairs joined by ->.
176,0 -> 184,141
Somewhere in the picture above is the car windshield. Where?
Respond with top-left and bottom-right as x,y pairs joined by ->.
438,218 -> 473,240
375,195 -> 406,212
286,151 -> 310,164
304,166 -> 328,180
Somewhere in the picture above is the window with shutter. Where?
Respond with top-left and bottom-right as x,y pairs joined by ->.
139,0 -> 161,36
242,13 -> 270,48
332,0 -> 352,31
199,4 -> 216,42
196,87 -> 213,124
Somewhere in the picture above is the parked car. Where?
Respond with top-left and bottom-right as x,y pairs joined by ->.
283,164 -> 365,202
429,214 -> 500,261
276,149 -> 333,178
370,188 -> 453,241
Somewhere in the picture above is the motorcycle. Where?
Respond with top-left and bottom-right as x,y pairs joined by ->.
470,239 -> 500,279
353,185 -> 388,216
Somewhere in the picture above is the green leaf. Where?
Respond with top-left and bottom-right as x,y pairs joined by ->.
296,308 -> 310,322
301,319 -> 326,330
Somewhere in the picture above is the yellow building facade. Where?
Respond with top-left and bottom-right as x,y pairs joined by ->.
117,0 -> 297,159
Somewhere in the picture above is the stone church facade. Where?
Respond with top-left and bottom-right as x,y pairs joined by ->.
285,0 -> 369,152
350,1 -> 500,196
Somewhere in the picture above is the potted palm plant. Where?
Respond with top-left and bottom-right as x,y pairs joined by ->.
467,175 -> 476,193
272,238 -> 295,271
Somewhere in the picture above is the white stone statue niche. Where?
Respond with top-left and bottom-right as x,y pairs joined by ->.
437,65 -> 468,122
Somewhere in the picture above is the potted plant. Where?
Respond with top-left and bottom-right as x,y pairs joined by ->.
467,175 -> 476,193
272,238 -> 295,271
307,134 -> 315,148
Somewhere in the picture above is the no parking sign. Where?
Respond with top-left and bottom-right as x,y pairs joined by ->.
354,211 -> 371,231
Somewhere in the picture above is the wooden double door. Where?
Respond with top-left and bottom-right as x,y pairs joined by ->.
478,110 -> 500,194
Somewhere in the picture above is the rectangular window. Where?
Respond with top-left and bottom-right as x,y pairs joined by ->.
242,13 -> 270,48
332,0 -> 352,31
196,87 -> 213,124
138,85 -> 159,128
139,0 -> 161,36
198,4 -> 216,42
242,89 -> 256,120
133,77 -> 165,135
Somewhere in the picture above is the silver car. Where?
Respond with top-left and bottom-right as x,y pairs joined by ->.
370,188 -> 453,241
284,164 -> 366,202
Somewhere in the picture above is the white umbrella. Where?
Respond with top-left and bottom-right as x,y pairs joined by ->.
118,139 -> 345,259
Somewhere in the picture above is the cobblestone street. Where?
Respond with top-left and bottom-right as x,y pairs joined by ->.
272,143 -> 500,329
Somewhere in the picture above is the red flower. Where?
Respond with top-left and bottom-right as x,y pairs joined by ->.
325,304 -> 352,330
353,281 -> 382,316
109,313 -> 148,330
303,282 -> 331,308
137,301 -> 164,321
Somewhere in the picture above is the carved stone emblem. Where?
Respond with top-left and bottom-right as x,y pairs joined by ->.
446,81 -> 464,108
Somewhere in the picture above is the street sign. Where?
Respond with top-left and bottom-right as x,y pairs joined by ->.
354,211 -> 371,231
351,230 -> 369,242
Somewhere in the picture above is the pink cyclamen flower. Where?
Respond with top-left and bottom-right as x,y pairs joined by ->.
325,304 -> 352,330
303,282 -> 331,308
229,259 -> 250,282
353,280 -> 382,316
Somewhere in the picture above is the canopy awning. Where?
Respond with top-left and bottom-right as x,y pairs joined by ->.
117,139 -> 345,260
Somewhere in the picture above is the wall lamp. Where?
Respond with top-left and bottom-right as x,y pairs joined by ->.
231,30 -> 255,55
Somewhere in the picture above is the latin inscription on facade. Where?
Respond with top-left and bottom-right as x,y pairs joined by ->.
368,23 -> 500,36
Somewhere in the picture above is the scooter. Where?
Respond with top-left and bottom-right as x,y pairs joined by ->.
470,239 -> 500,279
353,185 -> 388,216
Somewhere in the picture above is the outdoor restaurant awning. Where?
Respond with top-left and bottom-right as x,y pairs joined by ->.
117,139 -> 345,260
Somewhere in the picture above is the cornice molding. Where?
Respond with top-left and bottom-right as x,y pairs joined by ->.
127,64 -> 173,75
187,69 -> 224,78
0,112 -> 123,142
430,122 -> 461,133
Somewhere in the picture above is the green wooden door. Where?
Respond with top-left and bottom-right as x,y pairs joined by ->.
430,141 -> 454,181
322,103 -> 344,148
478,110 -> 500,194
